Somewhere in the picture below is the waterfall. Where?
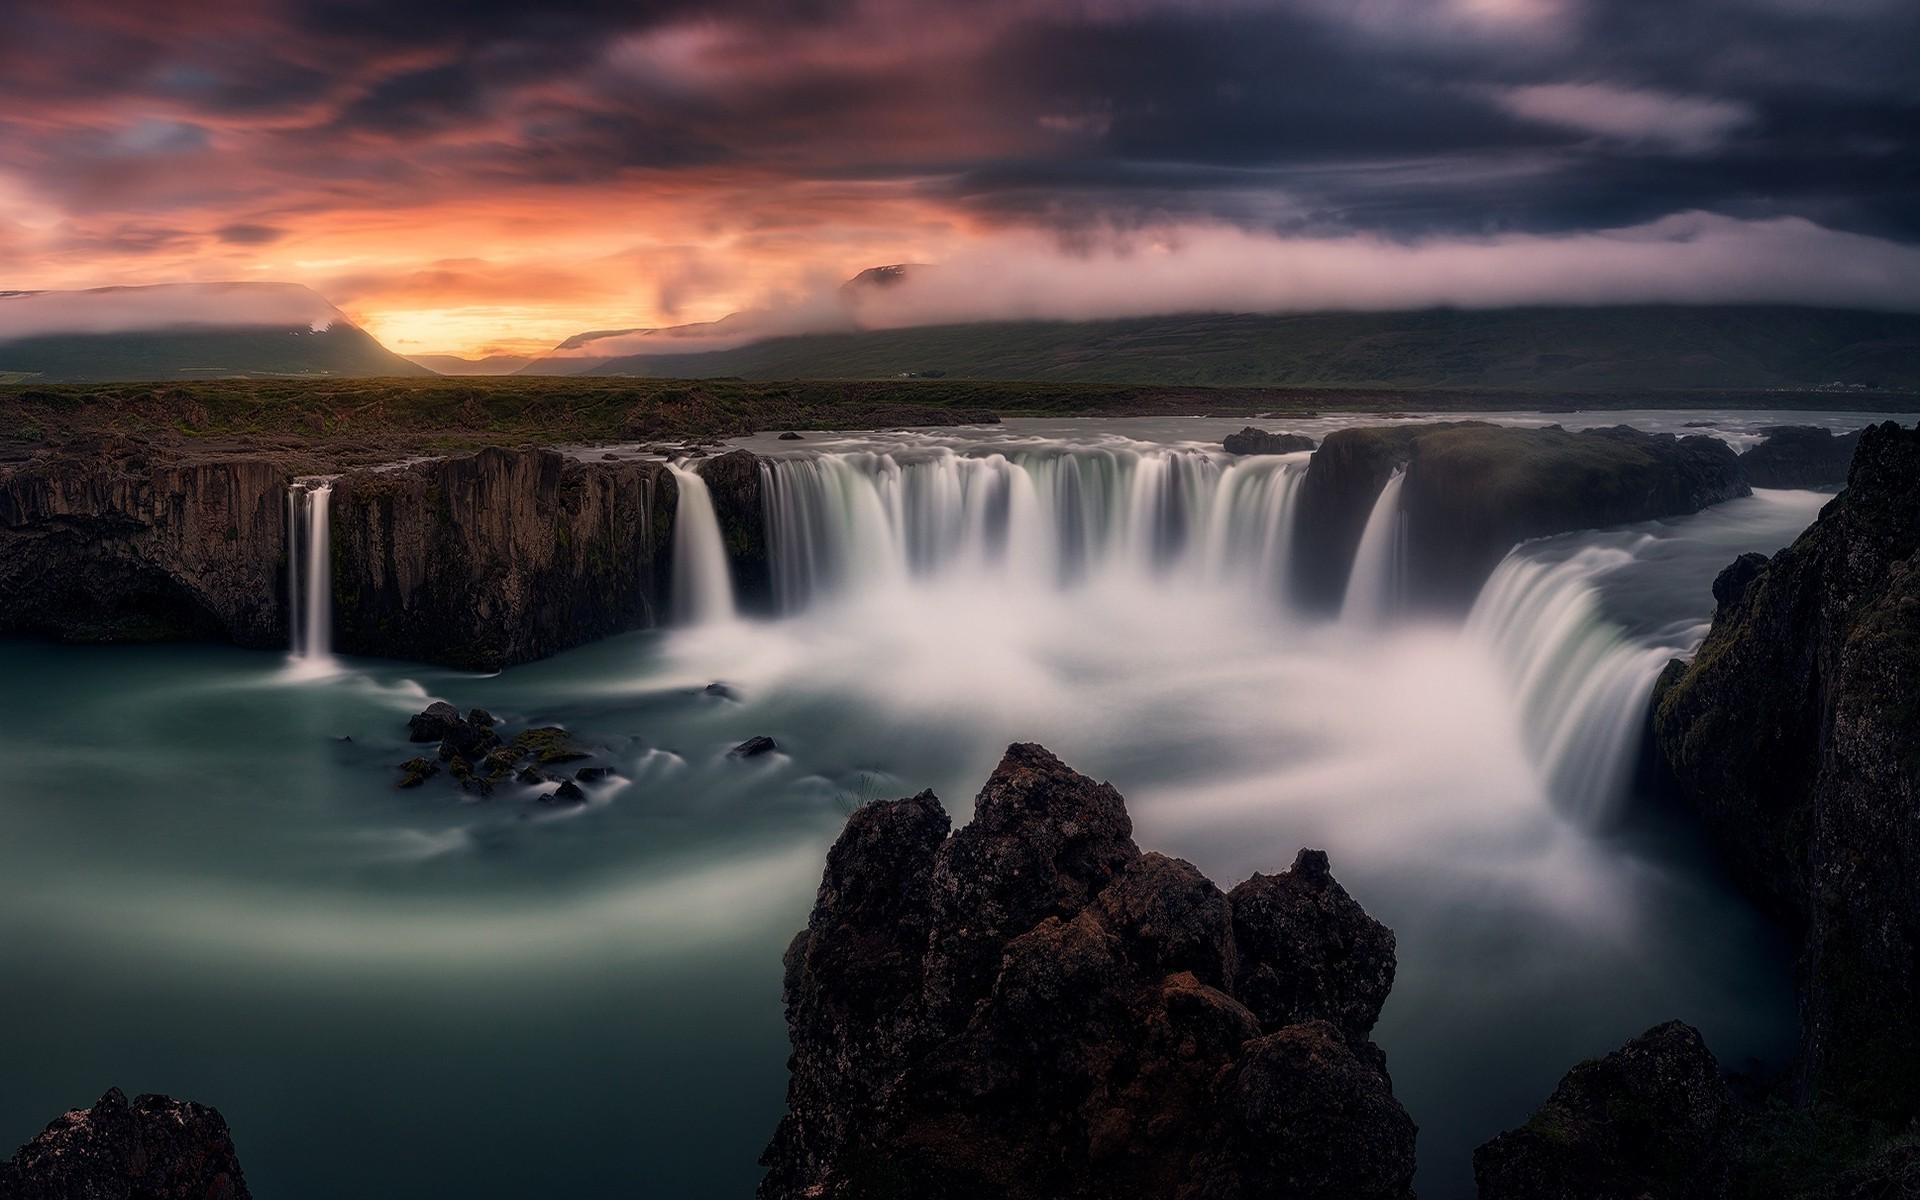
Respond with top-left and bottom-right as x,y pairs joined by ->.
286,480 -> 337,672
1341,468 -> 1407,625
758,447 -> 1306,612
1465,545 -> 1671,826
667,462 -> 737,624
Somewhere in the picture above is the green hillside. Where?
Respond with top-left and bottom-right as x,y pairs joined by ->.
0,323 -> 432,383
576,306 -> 1920,392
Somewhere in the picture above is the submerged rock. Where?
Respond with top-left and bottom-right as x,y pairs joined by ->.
575,766 -> 614,782
760,743 -> 1416,1200
778,431 -> 804,441
544,779 -> 586,805
1223,427 -> 1316,455
1654,422 -> 1920,1120
1738,425 -> 1864,489
731,735 -> 778,759
1475,1021 -> 1731,1200
1,1087 -> 250,1200
511,725 -> 589,764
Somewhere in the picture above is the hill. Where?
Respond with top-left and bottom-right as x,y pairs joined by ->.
570,306 -> 1920,392
406,354 -> 537,376
0,283 -> 430,383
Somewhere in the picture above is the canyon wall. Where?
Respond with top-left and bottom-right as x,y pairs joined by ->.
327,449 -> 685,670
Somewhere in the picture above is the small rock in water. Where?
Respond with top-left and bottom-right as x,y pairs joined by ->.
511,725 -> 590,764
576,766 -> 614,783
544,779 -> 587,805
1223,426 -> 1317,455
778,431 -> 804,440
406,701 -> 462,743
467,707 -> 496,728
702,681 -> 740,701
731,735 -> 778,758
397,757 -> 440,788
515,767 -> 548,786
334,734 -> 353,743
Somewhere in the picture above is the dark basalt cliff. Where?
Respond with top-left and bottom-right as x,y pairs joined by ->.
1738,425 -> 1865,489
761,743 -> 1416,1200
327,448 -> 682,670
1292,423 -> 1749,611
0,435 -> 288,645
0,440 -> 775,670
1653,421 -> 1920,1121
1,1087 -> 250,1200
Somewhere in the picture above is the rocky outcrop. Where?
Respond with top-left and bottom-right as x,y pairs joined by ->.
1,1087 -> 250,1199
1292,423 -> 1749,611
1223,428 -> 1316,455
327,448 -> 680,670
0,435 -> 288,645
1738,426 -> 1864,489
761,743 -> 1416,1200
1654,421 -> 1920,1121
1475,1021 -> 1732,1200
697,449 -> 773,612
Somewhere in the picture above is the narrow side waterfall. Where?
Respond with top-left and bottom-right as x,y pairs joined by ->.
287,479 -> 337,672
759,448 -> 1307,612
667,462 -> 737,624
1465,545 -> 1671,826
1341,468 -> 1407,625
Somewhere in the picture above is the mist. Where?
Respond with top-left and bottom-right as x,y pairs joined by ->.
541,212 -> 1920,361
0,282 -> 341,340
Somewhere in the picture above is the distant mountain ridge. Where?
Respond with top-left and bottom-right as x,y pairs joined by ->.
562,305 -> 1920,392
0,283 -> 429,383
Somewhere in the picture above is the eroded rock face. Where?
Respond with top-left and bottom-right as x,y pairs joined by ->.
1654,422 -> 1920,1120
327,447 -> 680,670
1474,1021 -> 1731,1200
761,743 -> 1416,1200
1292,423 -> 1749,611
1223,428 -> 1316,455
0,436 -> 288,646
1738,425 -> 1864,489
1,1087 -> 250,1200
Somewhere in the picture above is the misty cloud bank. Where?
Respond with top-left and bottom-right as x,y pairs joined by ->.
0,283 -> 341,340
552,213 -> 1920,359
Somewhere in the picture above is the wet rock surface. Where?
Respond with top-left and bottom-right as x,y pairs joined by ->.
328,447 -> 686,670
1738,425 -> 1864,489
1475,1021 -> 1732,1200
1223,427 -> 1316,455
396,704 -> 607,800
1292,422 -> 1749,611
1654,422 -> 1920,1120
0,435 -> 288,646
1,1087 -> 250,1200
760,743 -> 1416,1200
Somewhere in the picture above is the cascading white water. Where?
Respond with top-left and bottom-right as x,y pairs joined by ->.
758,447 -> 1307,612
287,480 -> 338,672
666,462 -> 737,624
1464,543 -> 1672,826
1341,468 -> 1407,625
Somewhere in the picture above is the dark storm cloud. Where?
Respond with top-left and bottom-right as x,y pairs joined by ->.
4,0 -> 1917,318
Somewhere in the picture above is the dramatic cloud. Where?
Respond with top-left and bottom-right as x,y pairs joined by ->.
0,0 -> 1914,352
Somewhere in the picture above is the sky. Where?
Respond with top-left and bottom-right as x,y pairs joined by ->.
1,0 -> 1916,357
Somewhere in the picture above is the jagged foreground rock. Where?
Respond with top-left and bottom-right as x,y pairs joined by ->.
0,1087 -> 250,1200
1654,421 -> 1920,1119
1475,1022 -> 1734,1200
760,743 -> 1416,1200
